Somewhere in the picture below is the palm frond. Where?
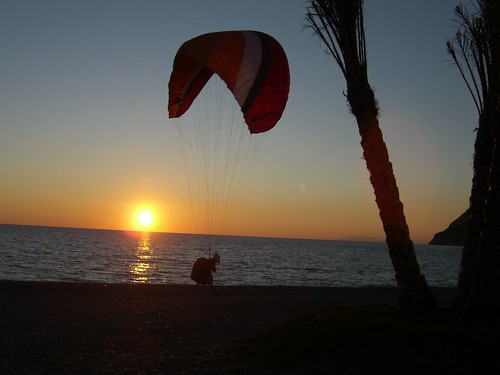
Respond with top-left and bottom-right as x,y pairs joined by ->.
305,0 -> 368,84
447,1 -> 497,116
305,0 -> 377,118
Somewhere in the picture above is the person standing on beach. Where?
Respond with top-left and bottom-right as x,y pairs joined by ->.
191,252 -> 220,296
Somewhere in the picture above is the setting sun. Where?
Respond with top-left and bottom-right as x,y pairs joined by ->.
137,210 -> 154,228
126,203 -> 168,233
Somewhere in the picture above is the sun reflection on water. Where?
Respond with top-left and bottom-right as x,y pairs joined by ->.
130,232 -> 157,283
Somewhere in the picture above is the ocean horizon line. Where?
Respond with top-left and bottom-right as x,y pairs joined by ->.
0,222 -> 390,244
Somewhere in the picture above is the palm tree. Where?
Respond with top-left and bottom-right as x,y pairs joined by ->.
305,0 -> 435,313
447,0 -> 500,312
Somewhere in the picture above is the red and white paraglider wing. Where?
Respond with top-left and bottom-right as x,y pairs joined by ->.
168,30 -> 290,134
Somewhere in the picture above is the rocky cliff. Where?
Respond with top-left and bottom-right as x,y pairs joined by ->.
429,209 -> 468,246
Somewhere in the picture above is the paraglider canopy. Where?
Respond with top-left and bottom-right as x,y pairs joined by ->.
168,30 -> 290,134
167,30 -> 290,243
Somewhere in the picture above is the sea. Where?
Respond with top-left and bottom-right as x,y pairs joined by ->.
0,224 -> 461,287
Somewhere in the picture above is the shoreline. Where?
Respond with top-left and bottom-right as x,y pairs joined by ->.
0,279 -> 457,305
1,281 -> 457,374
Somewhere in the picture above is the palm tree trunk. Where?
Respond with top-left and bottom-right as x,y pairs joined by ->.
357,116 -> 435,312
305,0 -> 435,313
447,0 -> 500,313
455,115 -> 494,309
470,0 -> 500,312
468,113 -> 500,311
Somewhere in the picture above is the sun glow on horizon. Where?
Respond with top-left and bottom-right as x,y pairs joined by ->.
138,210 -> 153,225
134,209 -> 155,231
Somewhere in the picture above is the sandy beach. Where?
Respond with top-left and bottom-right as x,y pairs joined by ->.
0,281 -> 456,374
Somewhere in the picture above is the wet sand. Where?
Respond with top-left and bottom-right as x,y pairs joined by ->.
0,281 -> 456,374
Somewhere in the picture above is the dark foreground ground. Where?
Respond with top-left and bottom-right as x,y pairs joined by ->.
0,281 -> 497,374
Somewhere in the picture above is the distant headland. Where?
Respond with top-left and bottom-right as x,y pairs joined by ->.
429,209 -> 468,246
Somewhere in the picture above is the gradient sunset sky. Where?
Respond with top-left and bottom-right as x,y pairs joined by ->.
1,0 -> 476,243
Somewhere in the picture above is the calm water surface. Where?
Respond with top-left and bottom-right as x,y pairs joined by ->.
0,225 -> 461,287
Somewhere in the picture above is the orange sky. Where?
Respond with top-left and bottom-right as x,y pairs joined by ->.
0,0 -> 474,244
